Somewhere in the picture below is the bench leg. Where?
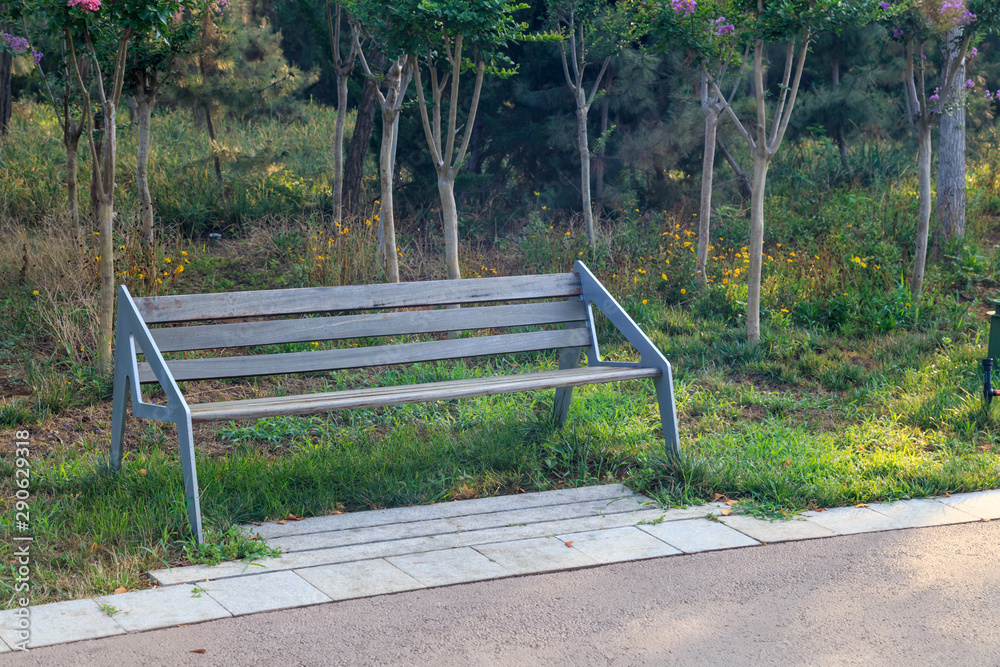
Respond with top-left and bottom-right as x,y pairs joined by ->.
653,364 -> 681,458
110,369 -> 129,472
552,346 -> 583,428
177,416 -> 205,544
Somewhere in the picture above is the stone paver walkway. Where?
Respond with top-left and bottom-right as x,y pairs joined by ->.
2,484 -> 999,652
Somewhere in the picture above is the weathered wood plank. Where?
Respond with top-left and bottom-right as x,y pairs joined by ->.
149,300 -> 588,352
135,273 -> 582,324
137,328 -> 593,383
187,366 -> 660,422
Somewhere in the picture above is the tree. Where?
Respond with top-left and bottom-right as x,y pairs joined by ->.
936,26 -> 967,240
325,2 -> 359,227
658,0 -> 881,345
350,0 -> 529,281
127,3 -> 207,242
890,0 -> 998,300
353,29 -> 412,282
547,0 -> 614,247
32,0 -> 182,372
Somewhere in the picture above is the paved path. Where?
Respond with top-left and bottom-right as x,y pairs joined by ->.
1,485 -> 999,662
3,519 -> 1000,665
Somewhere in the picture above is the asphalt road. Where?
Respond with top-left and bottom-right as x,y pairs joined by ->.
4,520 -> 1000,666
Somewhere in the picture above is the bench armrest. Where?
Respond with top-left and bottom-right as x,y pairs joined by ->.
572,261 -> 669,371
115,285 -> 191,422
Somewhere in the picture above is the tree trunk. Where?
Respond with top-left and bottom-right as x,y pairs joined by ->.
333,72 -> 349,226
937,29 -> 966,241
0,50 -> 11,136
832,49 -> 850,174
911,125 -> 933,300
575,100 -> 595,246
127,95 -> 139,123
136,94 -> 155,243
696,110 -> 719,287
716,137 -> 752,201
438,174 -> 461,280
204,103 -> 222,184
595,95 -> 608,204
65,122 -> 82,227
344,52 -> 385,213
747,150 -> 769,346
96,195 -> 115,372
379,108 -> 399,283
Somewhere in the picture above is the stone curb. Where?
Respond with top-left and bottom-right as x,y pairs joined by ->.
1,487 -> 997,653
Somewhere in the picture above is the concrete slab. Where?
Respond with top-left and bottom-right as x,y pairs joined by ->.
93,585 -> 231,632
719,514 -> 837,543
0,635 -> 9,652
295,559 -> 424,601
267,496 -> 654,553
0,599 -> 125,649
803,506 -> 906,535
387,548 -> 511,587
867,499 -> 980,528
151,507 -> 676,586
638,518 -> 761,553
249,484 -> 641,539
474,537 -> 599,575
557,526 -> 682,563
203,571 -> 330,616
935,490 -> 1000,520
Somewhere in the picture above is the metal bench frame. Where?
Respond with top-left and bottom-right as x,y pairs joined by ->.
110,262 -> 680,543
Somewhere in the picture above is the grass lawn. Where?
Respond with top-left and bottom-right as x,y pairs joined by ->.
1,103 -> 999,608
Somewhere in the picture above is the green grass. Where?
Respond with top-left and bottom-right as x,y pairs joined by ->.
2,101 -> 1000,608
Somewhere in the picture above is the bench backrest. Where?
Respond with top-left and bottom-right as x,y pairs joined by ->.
131,273 -> 592,384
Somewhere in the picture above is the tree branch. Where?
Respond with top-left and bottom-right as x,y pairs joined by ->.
769,31 -> 810,155
704,63 -> 754,151
412,56 -> 444,167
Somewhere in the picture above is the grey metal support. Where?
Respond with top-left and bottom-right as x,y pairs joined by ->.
572,261 -> 681,457
112,285 -> 205,543
176,410 -> 204,544
552,323 -> 584,428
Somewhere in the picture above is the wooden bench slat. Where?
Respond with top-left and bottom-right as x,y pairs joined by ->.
137,328 -> 593,383
187,366 -> 660,422
135,273 -> 582,324
149,300 -> 588,353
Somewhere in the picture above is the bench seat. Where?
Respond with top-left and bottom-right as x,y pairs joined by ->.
187,366 -> 662,422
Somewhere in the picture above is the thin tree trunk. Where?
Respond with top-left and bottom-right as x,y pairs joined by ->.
333,71 -> 349,225
0,50 -> 11,136
832,50 -> 850,174
716,137 -> 752,201
438,174 -> 461,280
595,95 -> 608,203
127,95 -> 139,123
696,110 -> 719,287
204,103 -> 222,184
136,93 -> 155,243
911,125 -> 933,300
65,122 -> 82,227
96,196 -> 115,368
379,108 -> 399,283
576,102 -> 595,245
344,52 -> 385,214
937,28 -> 966,241
747,150 -> 769,346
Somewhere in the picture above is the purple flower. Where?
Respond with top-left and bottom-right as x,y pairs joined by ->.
671,0 -> 696,16
1,33 -> 30,53
965,78 -> 975,89
713,17 -> 735,37
879,1 -> 891,10
31,50 -> 43,65
892,27 -> 904,39
968,47 -> 978,59
920,53 -> 927,60
929,94 -> 940,102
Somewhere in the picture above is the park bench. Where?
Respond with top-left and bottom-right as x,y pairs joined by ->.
110,261 -> 680,543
